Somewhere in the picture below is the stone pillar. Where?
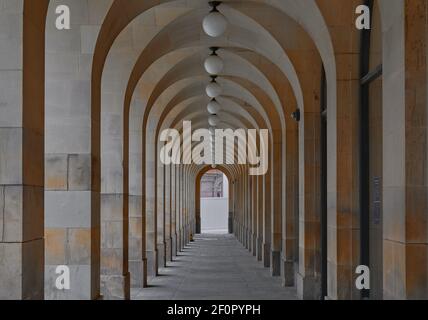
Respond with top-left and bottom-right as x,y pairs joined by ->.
228,180 -> 234,234
146,154 -> 157,278
177,166 -> 182,252
282,126 -> 298,287
271,135 -> 282,276
322,3 -> 360,300
263,167 -> 272,268
256,175 -> 264,261
164,165 -> 172,262
0,2 -> 48,299
244,174 -> 249,250
156,151 -> 166,268
171,165 -> 177,257
129,194 -> 146,288
100,194 -> 130,300
128,100 -> 146,288
43,0 -> 109,300
297,105 -> 323,299
251,176 -> 257,257
382,0 -> 428,299
247,173 -> 252,251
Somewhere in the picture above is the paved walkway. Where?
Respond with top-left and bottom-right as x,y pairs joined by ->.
132,234 -> 298,300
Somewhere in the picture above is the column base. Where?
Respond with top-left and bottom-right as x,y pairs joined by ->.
271,250 -> 281,276
100,272 -> 130,300
281,257 -> 295,287
171,234 -> 177,257
228,213 -> 233,234
157,243 -> 166,268
146,250 -> 158,278
256,237 -> 263,261
296,272 -> 321,300
262,243 -> 271,268
0,239 -> 44,300
252,233 -> 257,257
129,259 -> 146,288
165,238 -> 172,262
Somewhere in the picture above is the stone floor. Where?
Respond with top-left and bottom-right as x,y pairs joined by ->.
132,234 -> 298,300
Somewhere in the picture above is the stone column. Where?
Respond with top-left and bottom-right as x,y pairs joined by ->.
228,180 -> 234,234
263,167 -> 272,268
43,0 -> 110,300
145,137 -> 157,278
245,173 -> 251,251
291,47 -> 323,299
256,175 -> 264,261
271,135 -> 282,276
282,126 -> 298,287
164,165 -> 172,262
323,4 -> 360,300
129,99 -> 146,288
176,166 -> 182,252
156,149 -> 166,268
382,0 -> 428,299
251,175 -> 257,256
171,165 -> 177,257
0,0 -> 48,300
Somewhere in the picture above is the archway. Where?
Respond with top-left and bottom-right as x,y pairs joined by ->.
195,166 -> 235,236
199,169 -> 229,234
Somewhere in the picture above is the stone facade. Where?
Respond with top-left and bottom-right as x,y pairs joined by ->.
0,0 -> 427,300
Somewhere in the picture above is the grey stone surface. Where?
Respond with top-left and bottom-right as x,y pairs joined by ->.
132,234 -> 297,300
0,128 -> 22,184
45,154 -> 68,191
271,250 -> 281,276
68,154 -> 91,191
101,273 -> 130,300
45,265 -> 92,300
45,191 -> 91,228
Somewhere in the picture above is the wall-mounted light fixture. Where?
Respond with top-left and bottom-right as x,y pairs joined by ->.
291,109 -> 301,122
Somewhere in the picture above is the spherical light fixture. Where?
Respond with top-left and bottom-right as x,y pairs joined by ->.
208,114 -> 220,127
207,99 -> 221,114
206,82 -> 222,98
204,47 -> 224,75
206,76 -> 222,98
203,1 -> 228,38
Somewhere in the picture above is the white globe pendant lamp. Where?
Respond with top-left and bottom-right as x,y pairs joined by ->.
203,1 -> 228,38
206,76 -> 222,98
204,47 -> 224,75
208,114 -> 220,127
207,99 -> 221,114
206,82 -> 222,98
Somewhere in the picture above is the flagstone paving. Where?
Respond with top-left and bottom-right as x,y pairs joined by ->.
132,234 -> 298,300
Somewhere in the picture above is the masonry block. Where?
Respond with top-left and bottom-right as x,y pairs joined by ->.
45,191 -> 91,228
100,272 -> 130,300
68,154 -> 91,190
68,228 -> 91,265
45,228 -> 67,265
45,265 -> 92,300
0,128 -> 22,184
45,154 -> 68,190
0,239 -> 44,300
